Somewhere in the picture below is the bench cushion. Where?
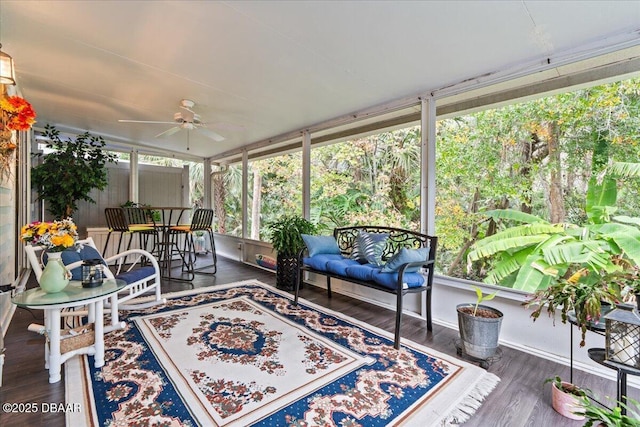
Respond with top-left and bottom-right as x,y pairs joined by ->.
115,266 -> 156,284
372,271 -> 425,290
344,264 -> 380,281
303,254 -> 344,271
326,258 -> 360,275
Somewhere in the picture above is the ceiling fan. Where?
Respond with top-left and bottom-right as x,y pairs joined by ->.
118,99 -> 225,142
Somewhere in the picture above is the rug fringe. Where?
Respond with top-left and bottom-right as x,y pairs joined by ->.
440,372 -> 501,426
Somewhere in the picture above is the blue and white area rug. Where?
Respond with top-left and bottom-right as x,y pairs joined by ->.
66,279 -> 499,426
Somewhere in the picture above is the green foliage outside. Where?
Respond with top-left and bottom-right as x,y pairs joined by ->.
215,77 -> 640,290
32,124 -> 117,219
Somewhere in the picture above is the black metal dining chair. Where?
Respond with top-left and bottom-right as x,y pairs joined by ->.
103,207 -> 158,258
167,208 -> 217,281
122,207 -> 160,256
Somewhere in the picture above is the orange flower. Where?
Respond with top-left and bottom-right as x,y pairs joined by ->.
0,96 -> 36,131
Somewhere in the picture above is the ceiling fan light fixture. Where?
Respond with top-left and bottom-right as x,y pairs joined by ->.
0,44 -> 16,85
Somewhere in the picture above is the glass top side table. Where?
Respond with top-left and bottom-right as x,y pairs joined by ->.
12,279 -> 126,307
12,279 -> 127,383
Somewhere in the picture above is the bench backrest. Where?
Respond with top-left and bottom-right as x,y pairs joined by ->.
333,226 -> 437,263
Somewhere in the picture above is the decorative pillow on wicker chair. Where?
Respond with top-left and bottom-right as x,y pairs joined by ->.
350,231 -> 389,266
46,245 -> 106,280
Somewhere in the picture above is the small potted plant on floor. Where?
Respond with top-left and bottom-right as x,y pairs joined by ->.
457,286 -> 503,361
267,215 -> 317,291
545,376 -> 587,420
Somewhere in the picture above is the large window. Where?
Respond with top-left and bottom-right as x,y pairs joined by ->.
310,127 -> 421,230
212,164 -> 243,236
247,152 -> 302,241
436,77 -> 640,286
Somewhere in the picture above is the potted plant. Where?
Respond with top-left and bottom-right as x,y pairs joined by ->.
577,395 -> 640,426
525,269 -> 619,347
457,286 -> 503,361
32,124 -> 117,219
544,376 -> 586,420
267,215 -> 317,290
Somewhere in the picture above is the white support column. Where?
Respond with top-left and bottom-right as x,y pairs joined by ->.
129,150 -> 139,203
203,158 -> 212,209
302,130 -> 311,220
241,150 -> 248,240
420,97 -> 436,236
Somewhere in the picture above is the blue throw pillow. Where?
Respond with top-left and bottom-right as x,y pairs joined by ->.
46,245 -> 106,280
301,234 -> 341,257
381,247 -> 429,273
350,232 -> 388,266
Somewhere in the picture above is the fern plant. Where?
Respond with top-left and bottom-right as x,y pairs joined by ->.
267,215 -> 317,257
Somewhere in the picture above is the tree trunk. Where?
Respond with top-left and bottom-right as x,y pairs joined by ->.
212,171 -> 226,233
251,168 -> 262,240
447,188 -> 481,276
546,122 -> 565,223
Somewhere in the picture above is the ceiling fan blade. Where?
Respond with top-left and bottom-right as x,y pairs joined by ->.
155,126 -> 182,138
119,119 -> 177,124
196,127 -> 225,142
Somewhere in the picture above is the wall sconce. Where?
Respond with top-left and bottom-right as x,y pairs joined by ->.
0,44 -> 16,85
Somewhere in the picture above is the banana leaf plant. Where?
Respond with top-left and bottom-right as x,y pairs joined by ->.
466,162 -> 640,344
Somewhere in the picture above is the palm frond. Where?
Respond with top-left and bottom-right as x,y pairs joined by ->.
482,209 -> 549,224
484,246 -> 535,284
598,223 -> 640,267
586,177 -> 617,221
511,256 -> 552,292
468,235 -> 550,262
613,215 -> 640,227
473,223 -> 565,248
609,162 -> 640,179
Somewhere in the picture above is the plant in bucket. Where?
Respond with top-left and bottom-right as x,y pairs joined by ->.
20,218 -> 78,293
456,286 -> 503,362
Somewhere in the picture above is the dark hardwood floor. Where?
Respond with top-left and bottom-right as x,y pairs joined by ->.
1,255 -> 638,426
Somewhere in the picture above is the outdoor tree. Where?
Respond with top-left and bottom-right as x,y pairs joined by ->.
32,124 -> 117,219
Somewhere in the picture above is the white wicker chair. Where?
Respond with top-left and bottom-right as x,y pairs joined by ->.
24,237 -> 166,332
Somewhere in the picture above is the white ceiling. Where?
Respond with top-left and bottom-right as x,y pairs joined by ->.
2,1 -> 640,160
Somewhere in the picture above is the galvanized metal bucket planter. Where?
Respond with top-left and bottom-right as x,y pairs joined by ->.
457,303 -> 504,360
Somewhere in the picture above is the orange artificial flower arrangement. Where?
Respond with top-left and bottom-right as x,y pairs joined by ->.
0,95 -> 36,180
0,95 -> 37,131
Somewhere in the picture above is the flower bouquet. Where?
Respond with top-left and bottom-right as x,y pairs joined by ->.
20,218 -> 78,252
21,218 -> 78,293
